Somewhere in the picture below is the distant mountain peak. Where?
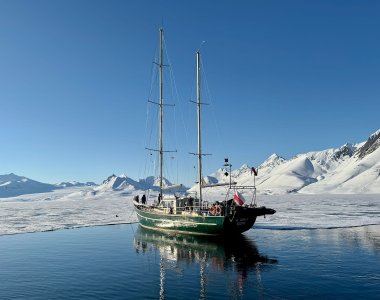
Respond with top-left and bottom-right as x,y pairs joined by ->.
356,129 -> 380,159
0,174 -> 57,198
332,143 -> 355,161
98,174 -> 132,191
103,174 -> 117,184
96,174 -> 186,193
260,153 -> 286,169
239,163 -> 250,169
0,173 -> 26,182
231,164 -> 252,178
139,176 -> 173,188
369,129 -> 380,139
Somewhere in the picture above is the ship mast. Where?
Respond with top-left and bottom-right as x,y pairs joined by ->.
159,28 -> 164,196
196,50 -> 203,203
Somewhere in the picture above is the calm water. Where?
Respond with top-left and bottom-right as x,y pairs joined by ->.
0,224 -> 379,299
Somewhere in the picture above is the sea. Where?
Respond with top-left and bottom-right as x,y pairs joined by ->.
0,224 -> 379,300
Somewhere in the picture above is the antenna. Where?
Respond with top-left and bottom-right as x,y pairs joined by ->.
198,41 -> 206,51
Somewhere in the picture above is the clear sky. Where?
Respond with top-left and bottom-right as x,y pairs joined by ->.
1,0 -> 379,186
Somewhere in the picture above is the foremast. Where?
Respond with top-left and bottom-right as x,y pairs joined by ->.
154,28 -> 178,196
159,28 -> 164,196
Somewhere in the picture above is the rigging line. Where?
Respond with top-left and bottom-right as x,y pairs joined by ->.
172,68 -> 194,182
148,67 -> 159,103
164,153 -> 178,186
164,155 -> 171,185
146,43 -> 159,120
155,111 -> 160,179
142,102 -> 150,180
171,72 -> 180,184
142,152 -> 148,182
163,39 -> 179,131
143,81 -> 158,179
163,34 -> 183,185
142,40 -> 161,180
170,68 -> 178,147
173,103 -> 179,184
148,45 -> 159,100
147,104 -> 158,164
163,34 -> 190,149
182,59 -> 198,163
141,44 -> 159,180
187,63 -> 197,157
144,104 -> 159,180
200,55 -> 223,147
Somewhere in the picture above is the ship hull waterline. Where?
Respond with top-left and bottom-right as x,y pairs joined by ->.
134,204 -> 258,236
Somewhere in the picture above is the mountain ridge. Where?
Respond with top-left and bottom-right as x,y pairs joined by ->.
1,129 -> 379,198
209,129 -> 380,194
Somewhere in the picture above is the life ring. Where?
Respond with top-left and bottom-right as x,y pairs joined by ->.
215,205 -> 222,216
209,205 -> 216,215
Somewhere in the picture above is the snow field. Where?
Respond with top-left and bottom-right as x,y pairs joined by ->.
0,187 -> 378,235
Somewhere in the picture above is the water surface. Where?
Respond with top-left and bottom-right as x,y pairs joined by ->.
0,224 -> 379,299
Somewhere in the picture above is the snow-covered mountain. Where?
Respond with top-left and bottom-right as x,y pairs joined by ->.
2,130 -> 379,198
200,129 -> 380,194
95,174 -> 142,192
0,174 -> 58,198
94,174 -> 187,193
0,172 -> 186,198
139,176 -> 173,189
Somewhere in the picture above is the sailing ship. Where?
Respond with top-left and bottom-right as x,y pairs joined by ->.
133,28 -> 275,236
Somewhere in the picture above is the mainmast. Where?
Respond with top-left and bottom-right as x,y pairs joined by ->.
196,50 -> 203,203
159,28 -> 164,196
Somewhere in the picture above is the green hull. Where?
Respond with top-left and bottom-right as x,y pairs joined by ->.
135,206 -> 225,236
134,203 -> 259,236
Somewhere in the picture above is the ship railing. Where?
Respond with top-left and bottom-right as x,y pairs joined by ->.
144,199 -> 230,216
174,203 -> 228,216
229,185 -> 256,190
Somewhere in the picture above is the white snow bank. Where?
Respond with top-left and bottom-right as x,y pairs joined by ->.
0,187 -> 144,235
1,187 -> 378,235
253,193 -> 380,230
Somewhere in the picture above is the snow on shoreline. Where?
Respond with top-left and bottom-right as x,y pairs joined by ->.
254,193 -> 380,230
0,188 -> 379,236
0,187 -> 140,236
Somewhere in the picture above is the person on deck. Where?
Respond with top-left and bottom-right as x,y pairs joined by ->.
158,193 -> 162,205
188,197 -> 194,211
141,194 -> 146,204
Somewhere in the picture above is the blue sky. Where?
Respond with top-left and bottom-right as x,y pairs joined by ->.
0,0 -> 379,186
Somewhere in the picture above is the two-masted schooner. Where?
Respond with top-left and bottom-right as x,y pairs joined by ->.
133,28 -> 275,236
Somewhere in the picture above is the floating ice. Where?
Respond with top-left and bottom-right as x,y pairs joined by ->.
0,187 -> 379,235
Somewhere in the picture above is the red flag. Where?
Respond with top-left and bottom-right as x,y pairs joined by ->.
234,191 -> 246,206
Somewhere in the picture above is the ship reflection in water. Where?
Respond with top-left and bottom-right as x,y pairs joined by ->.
134,225 -> 278,299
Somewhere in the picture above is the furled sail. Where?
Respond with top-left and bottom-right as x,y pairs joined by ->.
202,182 -> 237,188
161,184 -> 183,191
